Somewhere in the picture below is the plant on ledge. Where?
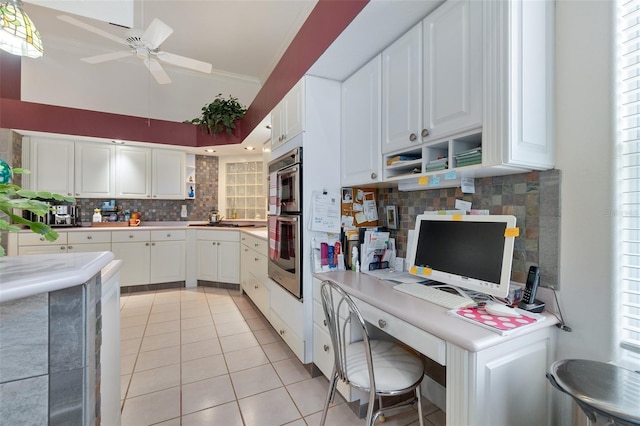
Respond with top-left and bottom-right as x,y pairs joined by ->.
0,159 -> 75,256
185,94 -> 247,136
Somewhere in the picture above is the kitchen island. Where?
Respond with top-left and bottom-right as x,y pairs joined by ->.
0,251 -> 115,425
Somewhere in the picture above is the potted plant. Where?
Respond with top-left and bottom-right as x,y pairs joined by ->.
185,94 -> 247,136
0,159 -> 75,256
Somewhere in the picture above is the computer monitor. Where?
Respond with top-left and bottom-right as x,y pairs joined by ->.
407,214 -> 517,299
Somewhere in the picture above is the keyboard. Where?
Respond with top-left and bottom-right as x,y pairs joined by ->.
393,283 -> 475,310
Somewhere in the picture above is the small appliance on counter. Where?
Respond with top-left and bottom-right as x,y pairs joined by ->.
23,200 -> 80,227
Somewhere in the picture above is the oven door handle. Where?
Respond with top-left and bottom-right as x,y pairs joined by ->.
276,165 -> 298,177
277,216 -> 298,223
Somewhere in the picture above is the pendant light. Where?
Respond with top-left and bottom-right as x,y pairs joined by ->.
0,0 -> 43,58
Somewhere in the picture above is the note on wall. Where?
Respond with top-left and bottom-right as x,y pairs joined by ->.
309,191 -> 341,233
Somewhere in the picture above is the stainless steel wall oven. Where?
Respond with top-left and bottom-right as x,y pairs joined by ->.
267,147 -> 302,299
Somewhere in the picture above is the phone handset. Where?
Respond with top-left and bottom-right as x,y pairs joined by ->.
522,266 -> 540,304
518,266 -> 545,312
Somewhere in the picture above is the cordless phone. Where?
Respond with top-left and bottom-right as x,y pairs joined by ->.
518,266 -> 545,313
522,266 -> 540,304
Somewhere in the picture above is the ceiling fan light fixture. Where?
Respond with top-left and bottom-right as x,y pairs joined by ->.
0,0 -> 43,58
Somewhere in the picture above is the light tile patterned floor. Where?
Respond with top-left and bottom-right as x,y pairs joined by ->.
119,287 -> 445,425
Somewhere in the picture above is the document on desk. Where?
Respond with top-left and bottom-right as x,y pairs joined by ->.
362,268 -> 427,284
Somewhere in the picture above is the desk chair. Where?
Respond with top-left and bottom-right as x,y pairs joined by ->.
319,280 -> 425,426
547,359 -> 640,426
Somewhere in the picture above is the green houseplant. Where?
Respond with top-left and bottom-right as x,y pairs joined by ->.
0,159 -> 75,256
186,94 -> 247,136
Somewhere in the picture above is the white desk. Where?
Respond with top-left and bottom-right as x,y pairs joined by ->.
312,272 -> 557,426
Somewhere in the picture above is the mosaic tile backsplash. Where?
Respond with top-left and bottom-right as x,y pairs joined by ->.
375,170 -> 561,288
76,155 -> 219,222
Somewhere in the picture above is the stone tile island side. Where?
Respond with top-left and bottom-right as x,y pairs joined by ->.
0,251 -> 115,425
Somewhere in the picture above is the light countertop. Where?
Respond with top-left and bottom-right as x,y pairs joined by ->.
315,271 -> 558,353
0,251 -> 114,303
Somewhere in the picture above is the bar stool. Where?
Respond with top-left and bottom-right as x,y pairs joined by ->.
546,359 -> 640,426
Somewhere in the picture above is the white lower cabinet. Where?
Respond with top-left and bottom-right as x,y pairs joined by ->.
15,231 -> 110,255
111,231 -> 152,286
240,234 -> 270,318
150,230 -> 186,284
196,230 -> 240,284
269,280 -> 305,362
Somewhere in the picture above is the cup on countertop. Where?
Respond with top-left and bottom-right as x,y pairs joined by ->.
131,212 -> 141,220
129,218 -> 140,227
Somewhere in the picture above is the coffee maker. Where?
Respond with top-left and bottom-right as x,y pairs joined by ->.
23,201 -> 80,227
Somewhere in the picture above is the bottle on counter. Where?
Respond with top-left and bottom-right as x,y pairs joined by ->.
93,209 -> 102,223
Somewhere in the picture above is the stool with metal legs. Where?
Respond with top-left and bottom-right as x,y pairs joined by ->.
546,359 -> 640,426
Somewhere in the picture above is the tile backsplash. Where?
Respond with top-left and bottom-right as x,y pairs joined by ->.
375,169 -> 561,288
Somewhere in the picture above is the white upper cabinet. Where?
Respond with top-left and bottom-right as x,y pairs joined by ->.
271,78 -> 306,149
482,0 -> 555,170
116,146 -> 152,198
24,137 -> 75,196
381,24 -> 423,154
152,149 -> 186,199
423,0 -> 482,141
341,54 -> 382,186
74,142 -> 115,198
24,138 -> 115,198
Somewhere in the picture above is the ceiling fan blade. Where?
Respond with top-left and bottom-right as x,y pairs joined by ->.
143,19 -> 174,49
57,15 -> 129,47
81,50 -> 133,64
145,58 -> 172,85
156,51 -> 212,74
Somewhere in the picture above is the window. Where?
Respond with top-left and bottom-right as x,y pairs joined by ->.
224,160 -> 266,220
617,0 -> 640,368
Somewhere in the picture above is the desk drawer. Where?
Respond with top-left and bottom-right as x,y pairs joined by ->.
355,298 -> 447,365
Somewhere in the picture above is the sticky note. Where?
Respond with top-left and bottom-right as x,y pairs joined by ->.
420,267 -> 432,276
410,266 -> 418,274
418,176 -> 428,185
504,227 -> 520,237
444,171 -> 457,180
452,214 -> 463,221
429,176 -> 440,186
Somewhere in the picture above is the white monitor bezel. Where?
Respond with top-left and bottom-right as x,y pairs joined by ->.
407,214 -> 517,299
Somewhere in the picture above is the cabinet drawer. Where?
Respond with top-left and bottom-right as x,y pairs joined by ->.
111,230 -> 150,243
67,243 -> 111,253
241,234 -> 267,254
19,232 -> 68,246
270,310 -> 304,362
196,229 -> 239,242
245,275 -> 270,319
270,281 -> 304,338
244,249 -> 267,281
313,324 -> 355,401
151,229 -> 186,241
355,297 -> 446,365
68,231 -> 111,244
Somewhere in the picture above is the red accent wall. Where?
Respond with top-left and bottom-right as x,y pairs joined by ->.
0,0 -> 369,147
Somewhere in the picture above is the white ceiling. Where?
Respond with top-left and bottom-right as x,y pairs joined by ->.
17,0 -> 444,156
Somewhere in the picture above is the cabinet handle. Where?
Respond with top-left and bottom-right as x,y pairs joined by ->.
422,128 -> 429,138
378,319 -> 387,329
166,234 -> 171,237
129,235 -> 134,238
254,243 -> 259,247
60,246 -> 66,251
87,236 -> 92,240
254,257 -> 259,262
145,243 -> 150,246
152,243 -> 156,246
254,285 -> 259,289
409,133 -> 417,142
279,329 -> 285,335
39,237 -> 45,241
67,246 -> 73,250
67,193 -> 72,196
323,345 -> 330,352
371,172 -> 377,179
323,319 -> 327,326
218,242 -> 221,246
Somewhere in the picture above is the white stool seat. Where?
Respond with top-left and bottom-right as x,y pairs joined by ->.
346,340 -> 424,393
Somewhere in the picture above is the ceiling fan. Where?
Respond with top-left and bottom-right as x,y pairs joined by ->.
57,15 -> 213,85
